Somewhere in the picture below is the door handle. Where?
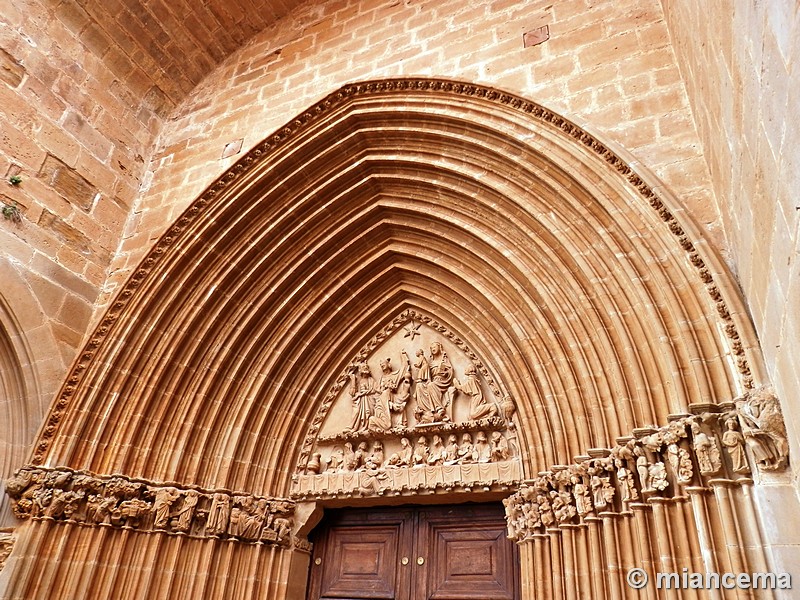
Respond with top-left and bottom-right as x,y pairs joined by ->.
417,556 -> 424,565
401,557 -> 409,565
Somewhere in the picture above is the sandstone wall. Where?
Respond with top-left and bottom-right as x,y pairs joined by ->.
0,0 -> 169,522
660,0 -> 800,585
103,0 -> 717,308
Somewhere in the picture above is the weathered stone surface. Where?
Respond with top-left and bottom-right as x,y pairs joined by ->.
38,155 -> 98,212
0,47 -> 24,88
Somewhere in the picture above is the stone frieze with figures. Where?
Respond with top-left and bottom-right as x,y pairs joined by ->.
293,310 -> 523,499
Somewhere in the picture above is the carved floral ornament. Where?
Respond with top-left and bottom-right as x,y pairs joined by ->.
292,310 -> 523,499
4,466 -> 304,550
503,385 -> 789,543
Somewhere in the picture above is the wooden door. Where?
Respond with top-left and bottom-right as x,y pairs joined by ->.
307,503 -> 519,600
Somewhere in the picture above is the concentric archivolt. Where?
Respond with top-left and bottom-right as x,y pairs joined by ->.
29,78 -> 763,500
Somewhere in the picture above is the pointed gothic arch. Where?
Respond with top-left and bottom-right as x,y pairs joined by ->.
3,79 -> 783,599
35,79 -> 760,485
0,260 -> 60,526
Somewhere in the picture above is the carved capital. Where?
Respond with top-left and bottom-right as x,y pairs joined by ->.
504,388 -> 791,540
5,466 -> 297,548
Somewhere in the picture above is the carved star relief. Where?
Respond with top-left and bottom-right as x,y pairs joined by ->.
403,322 -> 421,340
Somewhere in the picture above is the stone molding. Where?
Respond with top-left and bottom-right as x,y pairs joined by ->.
504,385 -> 788,542
5,466 -> 301,549
33,77 -> 754,465
294,459 -> 523,501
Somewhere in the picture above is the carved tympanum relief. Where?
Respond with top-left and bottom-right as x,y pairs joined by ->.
292,311 -> 522,499
503,385 -> 789,543
5,467 -> 300,549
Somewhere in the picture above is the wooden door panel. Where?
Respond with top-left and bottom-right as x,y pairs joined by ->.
320,526 -> 400,598
308,509 -> 413,600
417,505 -> 518,600
307,504 -> 518,600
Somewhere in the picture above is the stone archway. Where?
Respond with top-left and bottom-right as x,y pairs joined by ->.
0,260 -> 62,528
1,79 -> 788,599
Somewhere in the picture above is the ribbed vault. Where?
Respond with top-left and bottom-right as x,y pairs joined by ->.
35,79 -> 763,499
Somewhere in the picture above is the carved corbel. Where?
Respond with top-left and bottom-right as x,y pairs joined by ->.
734,385 -> 789,473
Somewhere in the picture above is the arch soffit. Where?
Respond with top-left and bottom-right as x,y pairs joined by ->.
0,258 -> 59,483
34,79 -> 763,497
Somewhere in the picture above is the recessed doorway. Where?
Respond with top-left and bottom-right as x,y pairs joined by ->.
306,502 -> 519,600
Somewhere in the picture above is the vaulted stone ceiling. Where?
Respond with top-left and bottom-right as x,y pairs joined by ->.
67,0 -> 309,109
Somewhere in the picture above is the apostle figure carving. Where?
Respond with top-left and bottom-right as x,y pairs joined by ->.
503,495 -> 524,540
354,441 -> 370,469
458,433 -> 477,463
474,431 -> 491,463
634,445 -> 651,492
398,437 -> 413,466
206,492 -> 231,535
370,440 -> 385,468
721,418 -> 750,474
428,435 -> 446,465
571,473 -> 592,517
413,436 -> 430,466
346,363 -> 377,433
454,365 -> 498,421
490,431 -> 510,461
691,420 -> 722,475
444,434 -> 460,464
615,459 -> 639,503
174,490 -> 200,532
342,443 -> 357,471
153,487 -> 180,529
589,465 -> 614,509
328,446 -> 344,472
